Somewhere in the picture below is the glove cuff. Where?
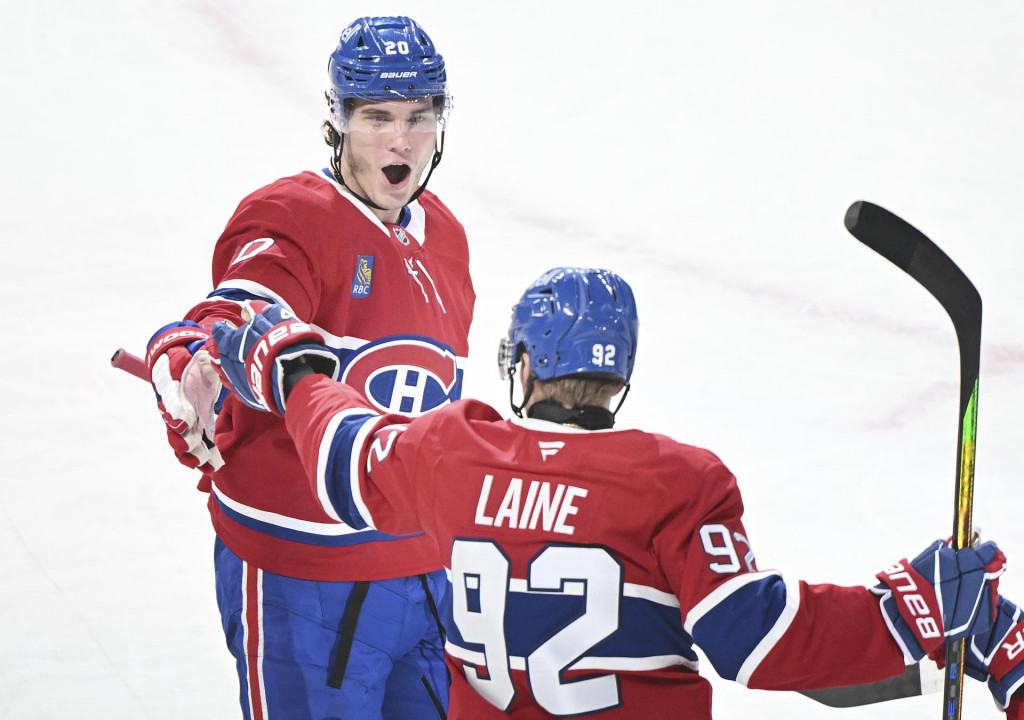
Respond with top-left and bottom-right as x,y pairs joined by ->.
244,320 -> 331,414
988,618 -> 1024,707
875,559 -> 944,660
146,321 -> 211,372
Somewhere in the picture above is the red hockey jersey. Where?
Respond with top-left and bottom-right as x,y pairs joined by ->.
284,376 -> 912,718
186,169 -> 474,581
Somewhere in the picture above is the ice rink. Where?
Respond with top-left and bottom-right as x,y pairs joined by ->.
3,1 -> 1023,717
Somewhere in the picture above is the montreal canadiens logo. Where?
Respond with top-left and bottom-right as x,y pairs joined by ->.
341,336 -> 460,415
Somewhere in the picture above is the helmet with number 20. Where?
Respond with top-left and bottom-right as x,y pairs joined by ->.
327,16 -> 452,133
499,268 -> 639,384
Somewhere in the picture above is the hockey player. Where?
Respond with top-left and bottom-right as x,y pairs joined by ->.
144,16 -> 471,720
208,267 -> 1023,718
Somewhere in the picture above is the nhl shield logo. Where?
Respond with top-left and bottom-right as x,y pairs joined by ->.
393,227 -> 411,246
351,255 -> 374,298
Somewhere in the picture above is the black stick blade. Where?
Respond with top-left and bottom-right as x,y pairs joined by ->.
844,200 -> 981,410
844,201 -> 981,332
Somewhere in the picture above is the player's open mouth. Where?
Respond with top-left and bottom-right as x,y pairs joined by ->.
382,164 -> 411,186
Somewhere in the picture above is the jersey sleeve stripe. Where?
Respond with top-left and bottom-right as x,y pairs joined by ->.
315,410 -> 352,523
319,409 -> 382,530
734,575 -> 801,686
214,279 -> 294,310
684,571 -> 798,683
683,570 -> 780,634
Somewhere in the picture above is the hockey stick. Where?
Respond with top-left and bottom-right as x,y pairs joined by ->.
111,347 -> 148,381
844,200 -> 981,720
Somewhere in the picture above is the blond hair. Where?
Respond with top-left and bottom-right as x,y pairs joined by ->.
536,376 -> 621,409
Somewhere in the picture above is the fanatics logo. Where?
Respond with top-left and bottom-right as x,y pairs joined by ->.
351,255 -> 374,298
538,441 -> 564,461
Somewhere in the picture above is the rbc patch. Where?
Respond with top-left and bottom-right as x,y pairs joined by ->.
351,255 -> 374,298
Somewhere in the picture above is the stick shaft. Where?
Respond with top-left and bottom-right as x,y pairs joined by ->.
943,381 -> 979,719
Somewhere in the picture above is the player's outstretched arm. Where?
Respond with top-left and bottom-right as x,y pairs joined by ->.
210,300 -> 438,536
689,537 -> 1005,694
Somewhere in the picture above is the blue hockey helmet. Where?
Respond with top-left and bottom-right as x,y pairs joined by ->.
327,16 -> 451,132
499,268 -> 639,385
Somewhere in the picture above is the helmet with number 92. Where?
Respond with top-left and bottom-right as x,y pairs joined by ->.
499,267 -> 639,390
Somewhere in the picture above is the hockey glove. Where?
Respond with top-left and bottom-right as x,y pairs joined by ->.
146,321 -> 224,471
872,539 -> 1005,662
209,302 -> 339,415
962,595 -> 1024,709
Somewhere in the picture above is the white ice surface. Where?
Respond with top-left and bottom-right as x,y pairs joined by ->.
2,1 -> 1023,718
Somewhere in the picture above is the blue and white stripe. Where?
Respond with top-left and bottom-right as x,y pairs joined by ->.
684,570 -> 800,685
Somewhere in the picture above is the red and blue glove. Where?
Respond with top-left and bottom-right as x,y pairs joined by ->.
146,321 -> 224,471
962,595 -> 1024,709
209,302 -> 339,415
872,539 -> 1005,662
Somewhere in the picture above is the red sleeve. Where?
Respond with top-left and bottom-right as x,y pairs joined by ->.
284,374 -> 436,537
747,582 -> 906,689
206,178 -> 329,320
353,405 -> 441,538
176,180 -> 324,330
652,446 -> 905,690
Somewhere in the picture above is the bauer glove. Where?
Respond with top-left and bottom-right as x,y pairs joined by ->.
872,539 -> 1005,662
962,595 -> 1024,710
209,302 -> 339,415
